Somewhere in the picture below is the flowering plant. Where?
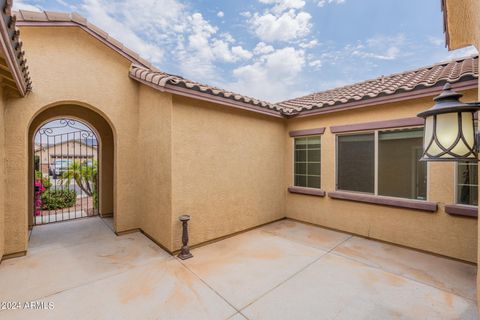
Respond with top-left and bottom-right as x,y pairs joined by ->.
34,178 -> 47,216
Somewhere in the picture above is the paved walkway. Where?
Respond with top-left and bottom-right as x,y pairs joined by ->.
0,217 -> 477,319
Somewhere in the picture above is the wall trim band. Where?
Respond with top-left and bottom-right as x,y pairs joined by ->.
330,117 -> 424,134
328,191 -> 438,212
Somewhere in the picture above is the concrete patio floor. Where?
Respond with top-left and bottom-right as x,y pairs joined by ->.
0,217 -> 477,319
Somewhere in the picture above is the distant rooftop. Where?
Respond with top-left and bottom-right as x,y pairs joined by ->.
277,55 -> 478,115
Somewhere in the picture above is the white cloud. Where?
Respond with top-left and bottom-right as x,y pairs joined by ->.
232,46 -> 253,60
428,36 -> 444,47
70,0 -> 250,82
210,41 -> 252,63
352,46 -> 400,60
81,0 -> 167,64
222,33 -> 235,44
55,0 -> 79,10
176,13 -> 257,80
217,11 -> 224,18
347,34 -> 405,61
253,42 -> 275,55
211,39 -> 236,62
227,47 -> 306,101
259,0 -> 306,14
13,0 -> 42,11
309,59 -> 322,68
317,0 -> 345,7
250,10 -> 312,42
300,39 -> 318,48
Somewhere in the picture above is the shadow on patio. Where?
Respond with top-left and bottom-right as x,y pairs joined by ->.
0,217 -> 477,319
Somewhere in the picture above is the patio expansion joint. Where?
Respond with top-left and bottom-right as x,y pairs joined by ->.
263,224 -> 477,303
237,234 -> 354,312
28,218 -> 115,254
328,248 -> 478,303
176,257 -> 250,320
9,233 -> 175,307
5,255 -> 177,308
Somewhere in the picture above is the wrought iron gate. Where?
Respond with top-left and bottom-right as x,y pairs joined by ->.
33,119 -> 99,225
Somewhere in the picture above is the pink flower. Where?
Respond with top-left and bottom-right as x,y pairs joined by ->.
34,179 -> 46,216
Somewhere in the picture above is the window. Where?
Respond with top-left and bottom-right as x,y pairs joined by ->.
457,162 -> 478,206
336,128 -> 427,200
294,136 -> 321,189
378,129 -> 426,200
337,134 -> 374,193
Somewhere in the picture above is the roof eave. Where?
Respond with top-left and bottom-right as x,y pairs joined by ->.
291,79 -> 478,118
129,73 -> 285,119
0,3 -> 29,96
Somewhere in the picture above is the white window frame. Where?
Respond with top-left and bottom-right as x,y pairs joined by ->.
335,126 -> 429,201
292,135 -> 322,189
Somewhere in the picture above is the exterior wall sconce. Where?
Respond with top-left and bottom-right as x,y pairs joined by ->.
177,215 -> 193,260
417,83 -> 480,162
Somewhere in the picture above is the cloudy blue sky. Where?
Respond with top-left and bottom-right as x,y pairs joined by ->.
14,0 -> 478,102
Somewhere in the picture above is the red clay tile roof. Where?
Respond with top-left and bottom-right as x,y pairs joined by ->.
0,0 -> 31,95
278,55 -> 478,115
130,65 -> 290,116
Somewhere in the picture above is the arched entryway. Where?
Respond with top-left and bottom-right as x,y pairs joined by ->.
28,104 -> 115,230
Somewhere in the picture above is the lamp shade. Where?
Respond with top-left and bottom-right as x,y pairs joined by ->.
417,83 -> 479,162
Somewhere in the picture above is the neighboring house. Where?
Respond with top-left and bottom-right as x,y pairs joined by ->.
0,0 -> 477,306
34,140 -> 98,175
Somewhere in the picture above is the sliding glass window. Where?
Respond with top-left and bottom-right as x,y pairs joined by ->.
294,136 -> 321,189
336,127 -> 427,200
337,134 -> 374,193
378,128 -> 426,200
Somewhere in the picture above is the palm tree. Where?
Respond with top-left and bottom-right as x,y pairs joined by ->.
62,160 -> 98,207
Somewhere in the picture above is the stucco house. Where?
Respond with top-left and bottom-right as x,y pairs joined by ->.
35,140 -> 97,175
0,0 -> 479,311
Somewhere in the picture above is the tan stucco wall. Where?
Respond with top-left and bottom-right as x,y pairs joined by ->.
171,96 -> 286,250
286,90 -> 478,263
138,85 -> 173,250
444,0 -> 480,51
443,0 -> 480,304
0,22 -> 477,267
0,24 -> 289,256
2,26 -> 141,254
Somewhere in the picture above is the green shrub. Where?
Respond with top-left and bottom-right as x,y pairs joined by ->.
35,170 -> 52,189
41,189 -> 77,210
93,191 -> 98,209
42,177 -> 52,189
34,155 -> 40,171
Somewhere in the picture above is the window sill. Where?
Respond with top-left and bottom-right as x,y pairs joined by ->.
445,204 -> 478,218
328,191 -> 437,212
288,186 -> 325,197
